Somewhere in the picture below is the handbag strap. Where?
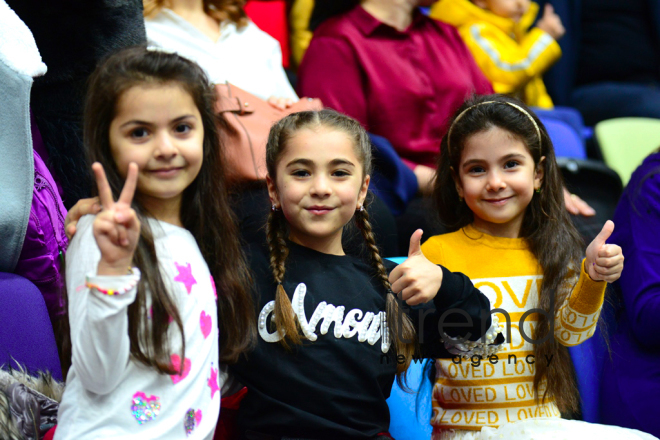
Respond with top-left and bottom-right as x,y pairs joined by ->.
217,82 -> 255,116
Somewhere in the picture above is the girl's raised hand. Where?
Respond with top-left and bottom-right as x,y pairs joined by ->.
92,162 -> 141,276
537,3 -> 566,40
388,229 -> 444,306
585,220 -> 624,282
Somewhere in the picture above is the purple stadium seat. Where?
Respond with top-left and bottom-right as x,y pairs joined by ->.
0,272 -> 62,380
539,117 -> 587,159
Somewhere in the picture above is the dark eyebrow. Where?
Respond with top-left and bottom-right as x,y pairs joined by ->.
285,158 -> 314,168
329,158 -> 356,167
120,120 -> 152,129
285,158 -> 357,168
119,114 -> 196,129
461,158 -> 484,168
462,153 -> 528,168
501,153 -> 527,161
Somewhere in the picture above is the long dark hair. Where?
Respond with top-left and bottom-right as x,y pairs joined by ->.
264,109 -> 417,380
433,94 -> 583,413
80,46 -> 255,373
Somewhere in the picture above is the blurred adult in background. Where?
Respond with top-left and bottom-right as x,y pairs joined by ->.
599,149 -> 660,438
144,0 -> 298,108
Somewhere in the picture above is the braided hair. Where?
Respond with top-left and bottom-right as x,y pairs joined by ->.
265,110 -> 416,375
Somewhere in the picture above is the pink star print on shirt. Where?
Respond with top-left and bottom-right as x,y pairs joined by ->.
174,262 -> 197,294
208,365 -> 220,399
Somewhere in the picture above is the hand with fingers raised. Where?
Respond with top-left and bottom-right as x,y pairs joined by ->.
92,162 -> 141,276
388,229 -> 444,306
585,220 -> 624,282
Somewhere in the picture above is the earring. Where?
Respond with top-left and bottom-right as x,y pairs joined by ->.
535,188 -> 541,194
271,204 -> 280,211
458,195 -> 463,203
356,205 -> 365,212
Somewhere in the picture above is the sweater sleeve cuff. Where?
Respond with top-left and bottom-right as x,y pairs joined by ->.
86,268 -> 141,307
567,259 -> 606,315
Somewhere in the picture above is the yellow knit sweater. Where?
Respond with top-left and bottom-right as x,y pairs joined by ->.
421,225 -> 606,430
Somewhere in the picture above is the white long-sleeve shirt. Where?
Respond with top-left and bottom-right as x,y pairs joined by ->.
146,9 -> 298,101
56,215 -> 219,440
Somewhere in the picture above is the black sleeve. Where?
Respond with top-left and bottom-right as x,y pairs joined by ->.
403,266 -> 498,359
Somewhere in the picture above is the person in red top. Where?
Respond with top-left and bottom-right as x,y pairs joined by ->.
297,0 -> 494,195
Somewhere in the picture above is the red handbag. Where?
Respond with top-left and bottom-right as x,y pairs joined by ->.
214,82 -> 323,183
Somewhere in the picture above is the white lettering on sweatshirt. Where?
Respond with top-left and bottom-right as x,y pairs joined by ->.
258,283 -> 391,353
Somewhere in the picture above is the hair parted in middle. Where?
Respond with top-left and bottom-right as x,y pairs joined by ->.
81,46 -> 256,373
433,94 -> 584,413
264,109 -> 417,379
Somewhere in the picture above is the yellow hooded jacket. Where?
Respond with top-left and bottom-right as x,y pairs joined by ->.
430,0 -> 560,108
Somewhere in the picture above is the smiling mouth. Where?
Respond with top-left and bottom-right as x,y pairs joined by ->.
306,206 -> 334,215
483,196 -> 513,205
148,167 -> 183,178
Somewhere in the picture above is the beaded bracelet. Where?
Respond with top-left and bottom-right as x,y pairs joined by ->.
85,268 -> 139,296
441,314 -> 504,359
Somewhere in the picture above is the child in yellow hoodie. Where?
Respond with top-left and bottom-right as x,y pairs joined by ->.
430,0 -> 564,108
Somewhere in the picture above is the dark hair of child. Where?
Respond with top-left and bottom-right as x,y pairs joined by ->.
264,109 -> 417,378
433,94 -> 583,413
78,46 -> 256,374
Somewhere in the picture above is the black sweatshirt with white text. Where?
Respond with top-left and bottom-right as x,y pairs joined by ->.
230,241 -> 494,439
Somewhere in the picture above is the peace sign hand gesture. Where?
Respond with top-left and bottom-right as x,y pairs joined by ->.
92,162 -> 141,276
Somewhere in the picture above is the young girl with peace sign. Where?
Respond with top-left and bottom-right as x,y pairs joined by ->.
54,46 -> 255,439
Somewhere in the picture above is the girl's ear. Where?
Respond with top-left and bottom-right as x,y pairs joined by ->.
358,174 -> 370,207
450,166 -> 464,198
266,174 -> 281,208
534,156 -> 546,190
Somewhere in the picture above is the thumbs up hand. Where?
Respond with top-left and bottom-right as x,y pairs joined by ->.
585,220 -> 624,282
388,229 -> 444,306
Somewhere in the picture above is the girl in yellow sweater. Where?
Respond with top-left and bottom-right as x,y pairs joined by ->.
430,0 -> 564,108
421,95 -> 656,439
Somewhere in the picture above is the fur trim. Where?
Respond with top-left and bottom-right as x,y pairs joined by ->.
0,366 -> 63,440
0,388 -> 23,440
0,0 -> 47,77
0,366 -> 64,403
